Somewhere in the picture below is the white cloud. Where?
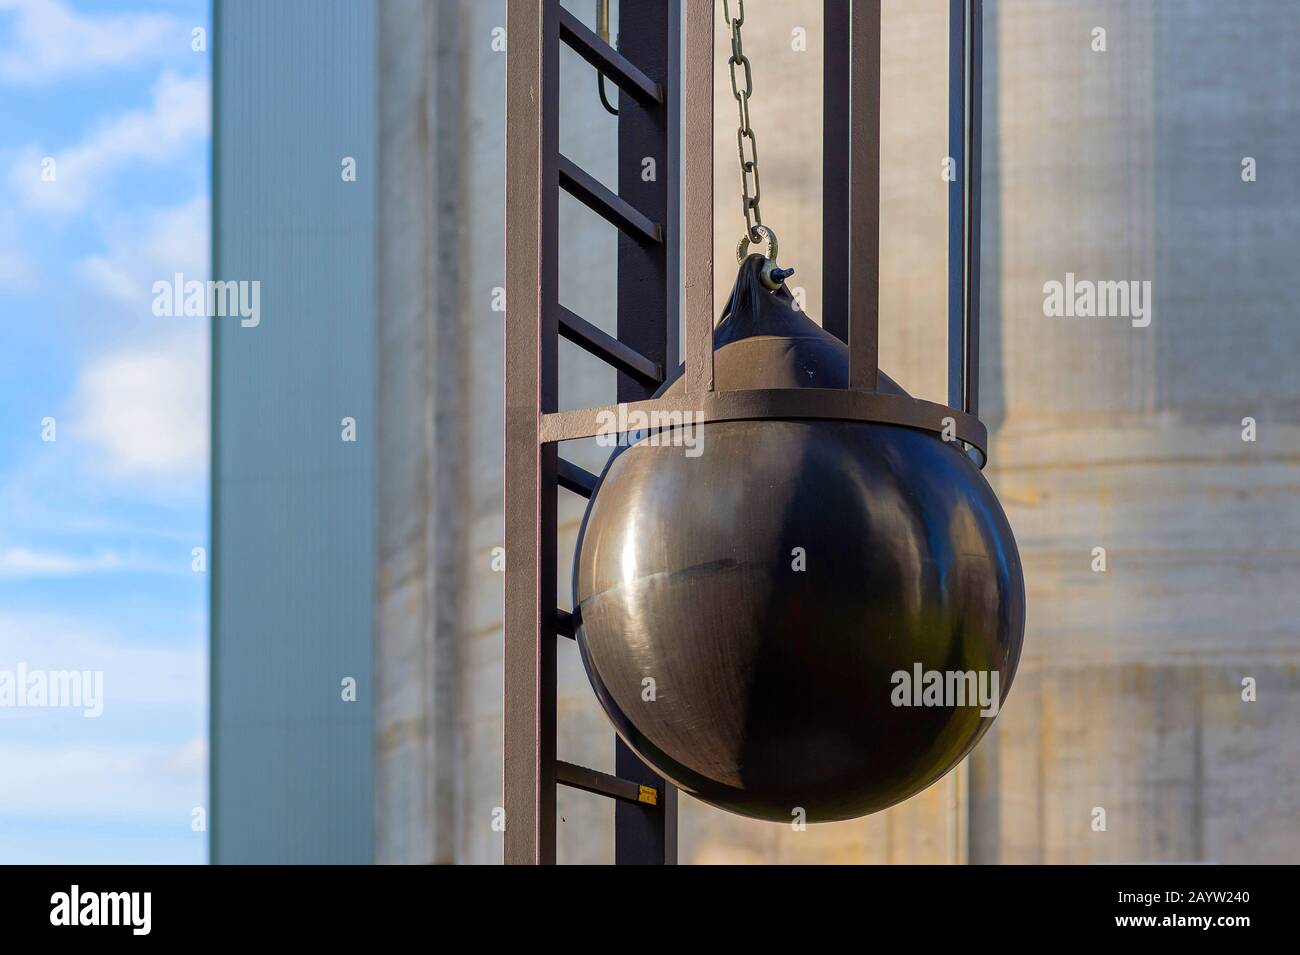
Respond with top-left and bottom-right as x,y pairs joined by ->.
0,0 -> 187,85
8,70 -> 208,214
167,736 -> 207,775
0,546 -> 182,578
0,212 -> 38,289
0,246 -> 35,290
0,610 -> 204,709
80,194 -> 208,308
0,182 -> 210,504
0,547 -> 123,576
71,336 -> 208,480
66,196 -> 210,482
0,739 -> 206,825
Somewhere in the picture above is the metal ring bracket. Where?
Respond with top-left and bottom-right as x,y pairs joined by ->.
540,387 -> 990,466
735,223 -> 778,263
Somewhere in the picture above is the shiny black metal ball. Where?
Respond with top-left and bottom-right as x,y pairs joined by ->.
572,259 -> 1025,823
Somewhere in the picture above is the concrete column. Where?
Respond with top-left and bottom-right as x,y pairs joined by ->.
973,0 -> 1300,863
375,0 -> 464,864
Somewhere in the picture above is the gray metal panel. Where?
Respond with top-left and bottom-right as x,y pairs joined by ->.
212,0 -> 376,864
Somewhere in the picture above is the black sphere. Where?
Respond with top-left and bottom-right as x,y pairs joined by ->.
573,258 -> 1025,823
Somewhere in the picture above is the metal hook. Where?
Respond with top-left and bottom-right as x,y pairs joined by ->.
595,0 -> 619,116
736,223 -> 778,264
736,226 -> 792,290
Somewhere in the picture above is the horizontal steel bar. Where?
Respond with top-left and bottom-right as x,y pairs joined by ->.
559,155 -> 661,243
556,457 -> 597,498
559,305 -> 662,386
558,8 -> 664,106
555,608 -> 576,640
556,760 -> 659,806
538,389 -> 990,465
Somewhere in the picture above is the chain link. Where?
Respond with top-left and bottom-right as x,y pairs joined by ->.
724,0 -> 764,247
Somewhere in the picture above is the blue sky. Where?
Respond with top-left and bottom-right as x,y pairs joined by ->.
0,0 -> 209,863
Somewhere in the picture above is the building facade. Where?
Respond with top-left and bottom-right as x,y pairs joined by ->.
211,0 -> 377,863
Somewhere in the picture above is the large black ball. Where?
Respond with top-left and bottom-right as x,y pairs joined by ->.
573,258 -> 1025,823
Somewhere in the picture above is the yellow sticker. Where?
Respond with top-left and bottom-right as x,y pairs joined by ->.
637,785 -> 658,806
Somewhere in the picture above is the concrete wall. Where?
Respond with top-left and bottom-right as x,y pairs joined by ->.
373,0 -> 467,865
367,0 -> 1300,863
972,0 -> 1300,863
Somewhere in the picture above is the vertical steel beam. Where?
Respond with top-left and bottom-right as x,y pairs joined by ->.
948,0 -> 982,416
665,0 -> 683,370
946,0 -> 965,411
965,0 -> 983,417
503,0 -> 559,866
947,0 -> 966,412
683,0 -> 713,396
822,1 -> 850,344
615,741 -> 678,864
847,0 -> 881,391
614,0 -> 678,865
619,0 -> 674,397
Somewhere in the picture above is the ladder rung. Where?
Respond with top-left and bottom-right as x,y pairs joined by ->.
557,457 -> 598,498
559,155 -> 661,244
558,8 -> 664,106
559,306 -> 663,386
556,760 -> 659,806
555,608 -> 576,639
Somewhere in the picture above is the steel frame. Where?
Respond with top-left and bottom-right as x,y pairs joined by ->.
504,0 -> 693,866
503,0 -> 985,865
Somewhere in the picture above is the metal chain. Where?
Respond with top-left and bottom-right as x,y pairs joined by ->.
724,0 -> 764,249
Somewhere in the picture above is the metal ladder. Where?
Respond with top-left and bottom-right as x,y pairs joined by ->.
504,0 -> 714,865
